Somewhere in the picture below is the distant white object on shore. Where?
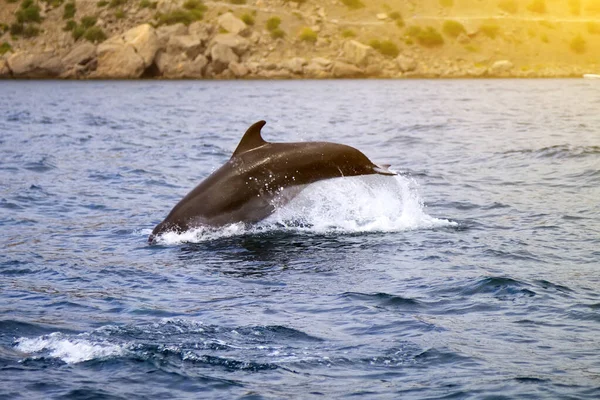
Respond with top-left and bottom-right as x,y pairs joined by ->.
583,74 -> 600,79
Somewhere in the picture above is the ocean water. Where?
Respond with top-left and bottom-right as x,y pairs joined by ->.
0,79 -> 599,399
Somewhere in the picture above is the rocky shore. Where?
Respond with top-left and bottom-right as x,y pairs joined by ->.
1,0 -> 599,79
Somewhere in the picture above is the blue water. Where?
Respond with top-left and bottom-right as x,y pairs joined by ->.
1,80 -> 599,399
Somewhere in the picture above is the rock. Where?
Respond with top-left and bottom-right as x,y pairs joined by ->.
489,60 -> 513,75
332,61 -> 363,78
0,59 -> 11,78
342,40 -> 373,67
122,24 -> 159,67
312,57 -> 332,69
62,42 -> 96,68
211,34 -> 250,57
97,42 -> 145,78
281,57 -> 306,74
210,43 -> 239,74
457,33 -> 470,44
258,69 -> 293,79
395,54 -> 417,72
365,64 -> 382,77
96,24 -> 159,78
156,23 -> 188,47
156,52 -> 207,78
304,61 -> 329,78
217,12 -> 248,36
228,61 -> 248,78
167,35 -> 204,60
7,52 -> 63,78
188,22 -> 214,43
376,13 -> 388,20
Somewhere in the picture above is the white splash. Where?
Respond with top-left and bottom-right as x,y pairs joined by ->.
15,332 -> 125,364
149,175 -> 455,245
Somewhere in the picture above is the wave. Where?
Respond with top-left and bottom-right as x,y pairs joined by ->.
149,175 -> 456,245
502,145 -> 600,159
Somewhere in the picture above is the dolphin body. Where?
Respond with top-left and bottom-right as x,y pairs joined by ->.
149,120 -> 394,242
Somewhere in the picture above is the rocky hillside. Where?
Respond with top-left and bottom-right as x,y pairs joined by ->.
1,0 -> 600,79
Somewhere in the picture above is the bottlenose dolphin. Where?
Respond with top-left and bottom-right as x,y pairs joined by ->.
149,120 -> 394,241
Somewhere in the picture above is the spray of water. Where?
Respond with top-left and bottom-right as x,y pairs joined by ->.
147,175 -> 455,245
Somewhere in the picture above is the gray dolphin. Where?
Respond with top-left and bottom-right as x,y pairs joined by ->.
149,120 -> 394,242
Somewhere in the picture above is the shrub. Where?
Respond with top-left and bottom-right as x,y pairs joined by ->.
41,0 -> 65,8
84,26 -> 106,42
0,42 -> 13,56
109,0 -> 127,8
341,29 -> 355,38
22,24 -> 40,37
377,40 -> 399,57
241,13 -> 254,25
498,0 -> 517,14
540,33 -> 549,43
183,0 -> 206,11
155,9 -> 204,25
389,11 -> 401,20
7,0 -> 19,3
570,34 -> 585,53
97,0 -> 108,6
527,0 -> 546,14
270,28 -> 285,39
266,16 -> 281,31
480,23 -> 499,39
229,0 -> 245,3
341,0 -> 364,10
464,44 -> 479,52
115,8 -> 125,18
72,24 -> 85,40
16,2 -> 42,23
407,26 -> 444,47
63,19 -> 76,31
439,0 -> 453,7
0,23 -> 8,35
63,2 -> 76,19
81,16 -> 97,28
139,0 -> 156,8
588,22 -> 600,35
10,23 -> 24,35
395,19 -> 405,29
442,20 -> 465,37
299,27 -> 317,43
369,39 -> 381,49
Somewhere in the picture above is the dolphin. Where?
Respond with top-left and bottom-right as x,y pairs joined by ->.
149,120 -> 394,242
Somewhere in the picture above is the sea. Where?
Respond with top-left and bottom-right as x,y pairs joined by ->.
0,79 -> 599,399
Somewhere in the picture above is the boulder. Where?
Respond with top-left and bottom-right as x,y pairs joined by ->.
489,60 -> 513,75
342,40 -> 373,67
62,42 -> 96,68
156,52 -> 207,78
97,43 -> 145,78
122,24 -> 159,67
188,22 -> 214,43
210,43 -> 239,74
304,61 -> 329,78
217,12 -> 248,36
258,69 -> 293,79
156,23 -> 188,47
395,54 -> 417,72
0,59 -> 11,78
7,52 -> 63,78
281,57 -> 306,74
332,61 -> 363,78
311,57 -> 332,69
211,34 -> 250,57
96,24 -> 159,78
228,61 -> 248,78
167,35 -> 204,60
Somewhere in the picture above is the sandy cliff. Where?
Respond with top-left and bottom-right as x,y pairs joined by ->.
1,0 -> 600,79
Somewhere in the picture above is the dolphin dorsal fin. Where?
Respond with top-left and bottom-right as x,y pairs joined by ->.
232,120 -> 268,157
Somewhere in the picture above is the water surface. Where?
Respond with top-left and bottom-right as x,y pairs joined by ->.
1,80 -> 599,399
